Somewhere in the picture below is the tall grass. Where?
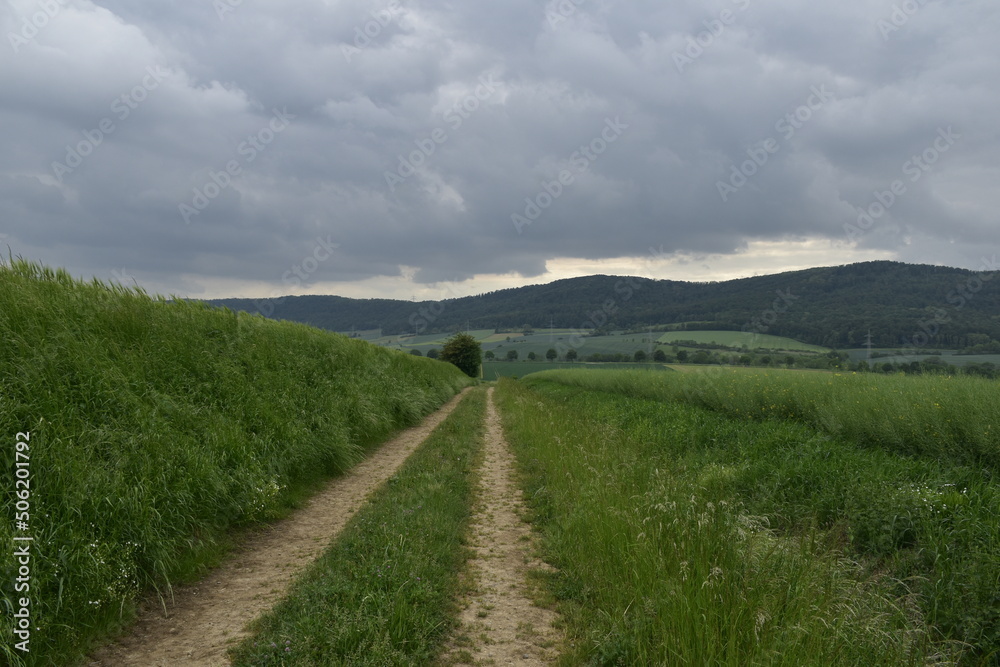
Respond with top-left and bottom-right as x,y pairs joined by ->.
528,368 -> 1000,469
229,388 -> 487,666
508,373 -> 1000,663
0,259 -> 471,666
496,378 -> 931,665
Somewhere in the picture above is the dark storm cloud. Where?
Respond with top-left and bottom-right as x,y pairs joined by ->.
1,0 -> 997,295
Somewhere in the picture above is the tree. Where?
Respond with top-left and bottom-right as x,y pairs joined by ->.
565,348 -> 578,361
506,349 -> 519,361
484,350 -> 495,361
633,350 -> 648,362
527,351 -> 537,361
426,348 -> 440,359
546,348 -> 558,361
409,349 -> 423,356
675,349 -> 688,362
439,333 -> 481,377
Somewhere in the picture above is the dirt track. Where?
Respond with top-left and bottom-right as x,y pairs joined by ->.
441,388 -> 562,665
88,389 -> 470,667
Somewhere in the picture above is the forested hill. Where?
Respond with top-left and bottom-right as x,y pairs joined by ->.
208,261 -> 1000,349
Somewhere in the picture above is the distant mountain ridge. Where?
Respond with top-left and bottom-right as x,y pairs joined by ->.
208,260 -> 1000,349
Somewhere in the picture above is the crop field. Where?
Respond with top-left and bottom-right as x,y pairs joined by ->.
844,348 -> 1000,368
498,370 -> 1000,664
483,360 -> 670,380
657,330 -> 829,352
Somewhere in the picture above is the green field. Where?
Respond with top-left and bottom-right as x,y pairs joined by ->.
657,330 -> 829,352
845,348 -> 1000,367
499,370 -> 1000,663
482,361 -> 670,380
388,329 -> 830,360
0,260 -> 471,665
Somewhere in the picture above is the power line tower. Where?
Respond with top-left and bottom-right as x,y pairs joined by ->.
864,329 -> 874,362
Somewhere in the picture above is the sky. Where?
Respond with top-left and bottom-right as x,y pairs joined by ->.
1,0 -> 997,302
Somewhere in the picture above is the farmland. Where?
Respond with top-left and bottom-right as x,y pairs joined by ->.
656,330 -> 829,352
6,259 -> 1000,665
380,327 -> 831,362
498,369 -> 1000,663
482,361 -> 670,380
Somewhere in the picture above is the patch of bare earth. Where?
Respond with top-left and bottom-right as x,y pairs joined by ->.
88,388 -> 471,667
442,388 -> 563,666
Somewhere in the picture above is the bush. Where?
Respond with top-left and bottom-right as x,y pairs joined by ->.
440,333 -> 482,377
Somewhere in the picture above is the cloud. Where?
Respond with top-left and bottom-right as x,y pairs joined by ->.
1,0 -> 998,299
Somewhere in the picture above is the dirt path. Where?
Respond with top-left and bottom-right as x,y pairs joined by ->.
88,389 -> 471,667
442,388 -> 562,665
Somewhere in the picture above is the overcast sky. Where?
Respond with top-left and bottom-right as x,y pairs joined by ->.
2,0 -> 997,301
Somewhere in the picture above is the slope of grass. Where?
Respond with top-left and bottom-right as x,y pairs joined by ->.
526,368 -> 1000,470
0,259 -> 471,666
496,378 -> 932,665
229,388 -> 487,666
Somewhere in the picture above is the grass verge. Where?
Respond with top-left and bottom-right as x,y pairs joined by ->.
228,387 -> 487,666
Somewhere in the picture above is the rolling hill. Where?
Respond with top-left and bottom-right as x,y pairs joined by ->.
209,261 -> 1000,349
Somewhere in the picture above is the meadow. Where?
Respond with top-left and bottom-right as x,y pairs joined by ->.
498,370 -> 1000,664
0,260 -> 471,665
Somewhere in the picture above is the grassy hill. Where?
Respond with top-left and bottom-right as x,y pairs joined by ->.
209,261 -> 1000,349
0,260 -> 471,666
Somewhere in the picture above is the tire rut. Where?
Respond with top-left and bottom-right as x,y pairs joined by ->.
441,387 -> 562,666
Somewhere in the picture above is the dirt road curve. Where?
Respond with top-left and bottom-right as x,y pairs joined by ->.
88,388 -> 471,667
442,388 -> 562,665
